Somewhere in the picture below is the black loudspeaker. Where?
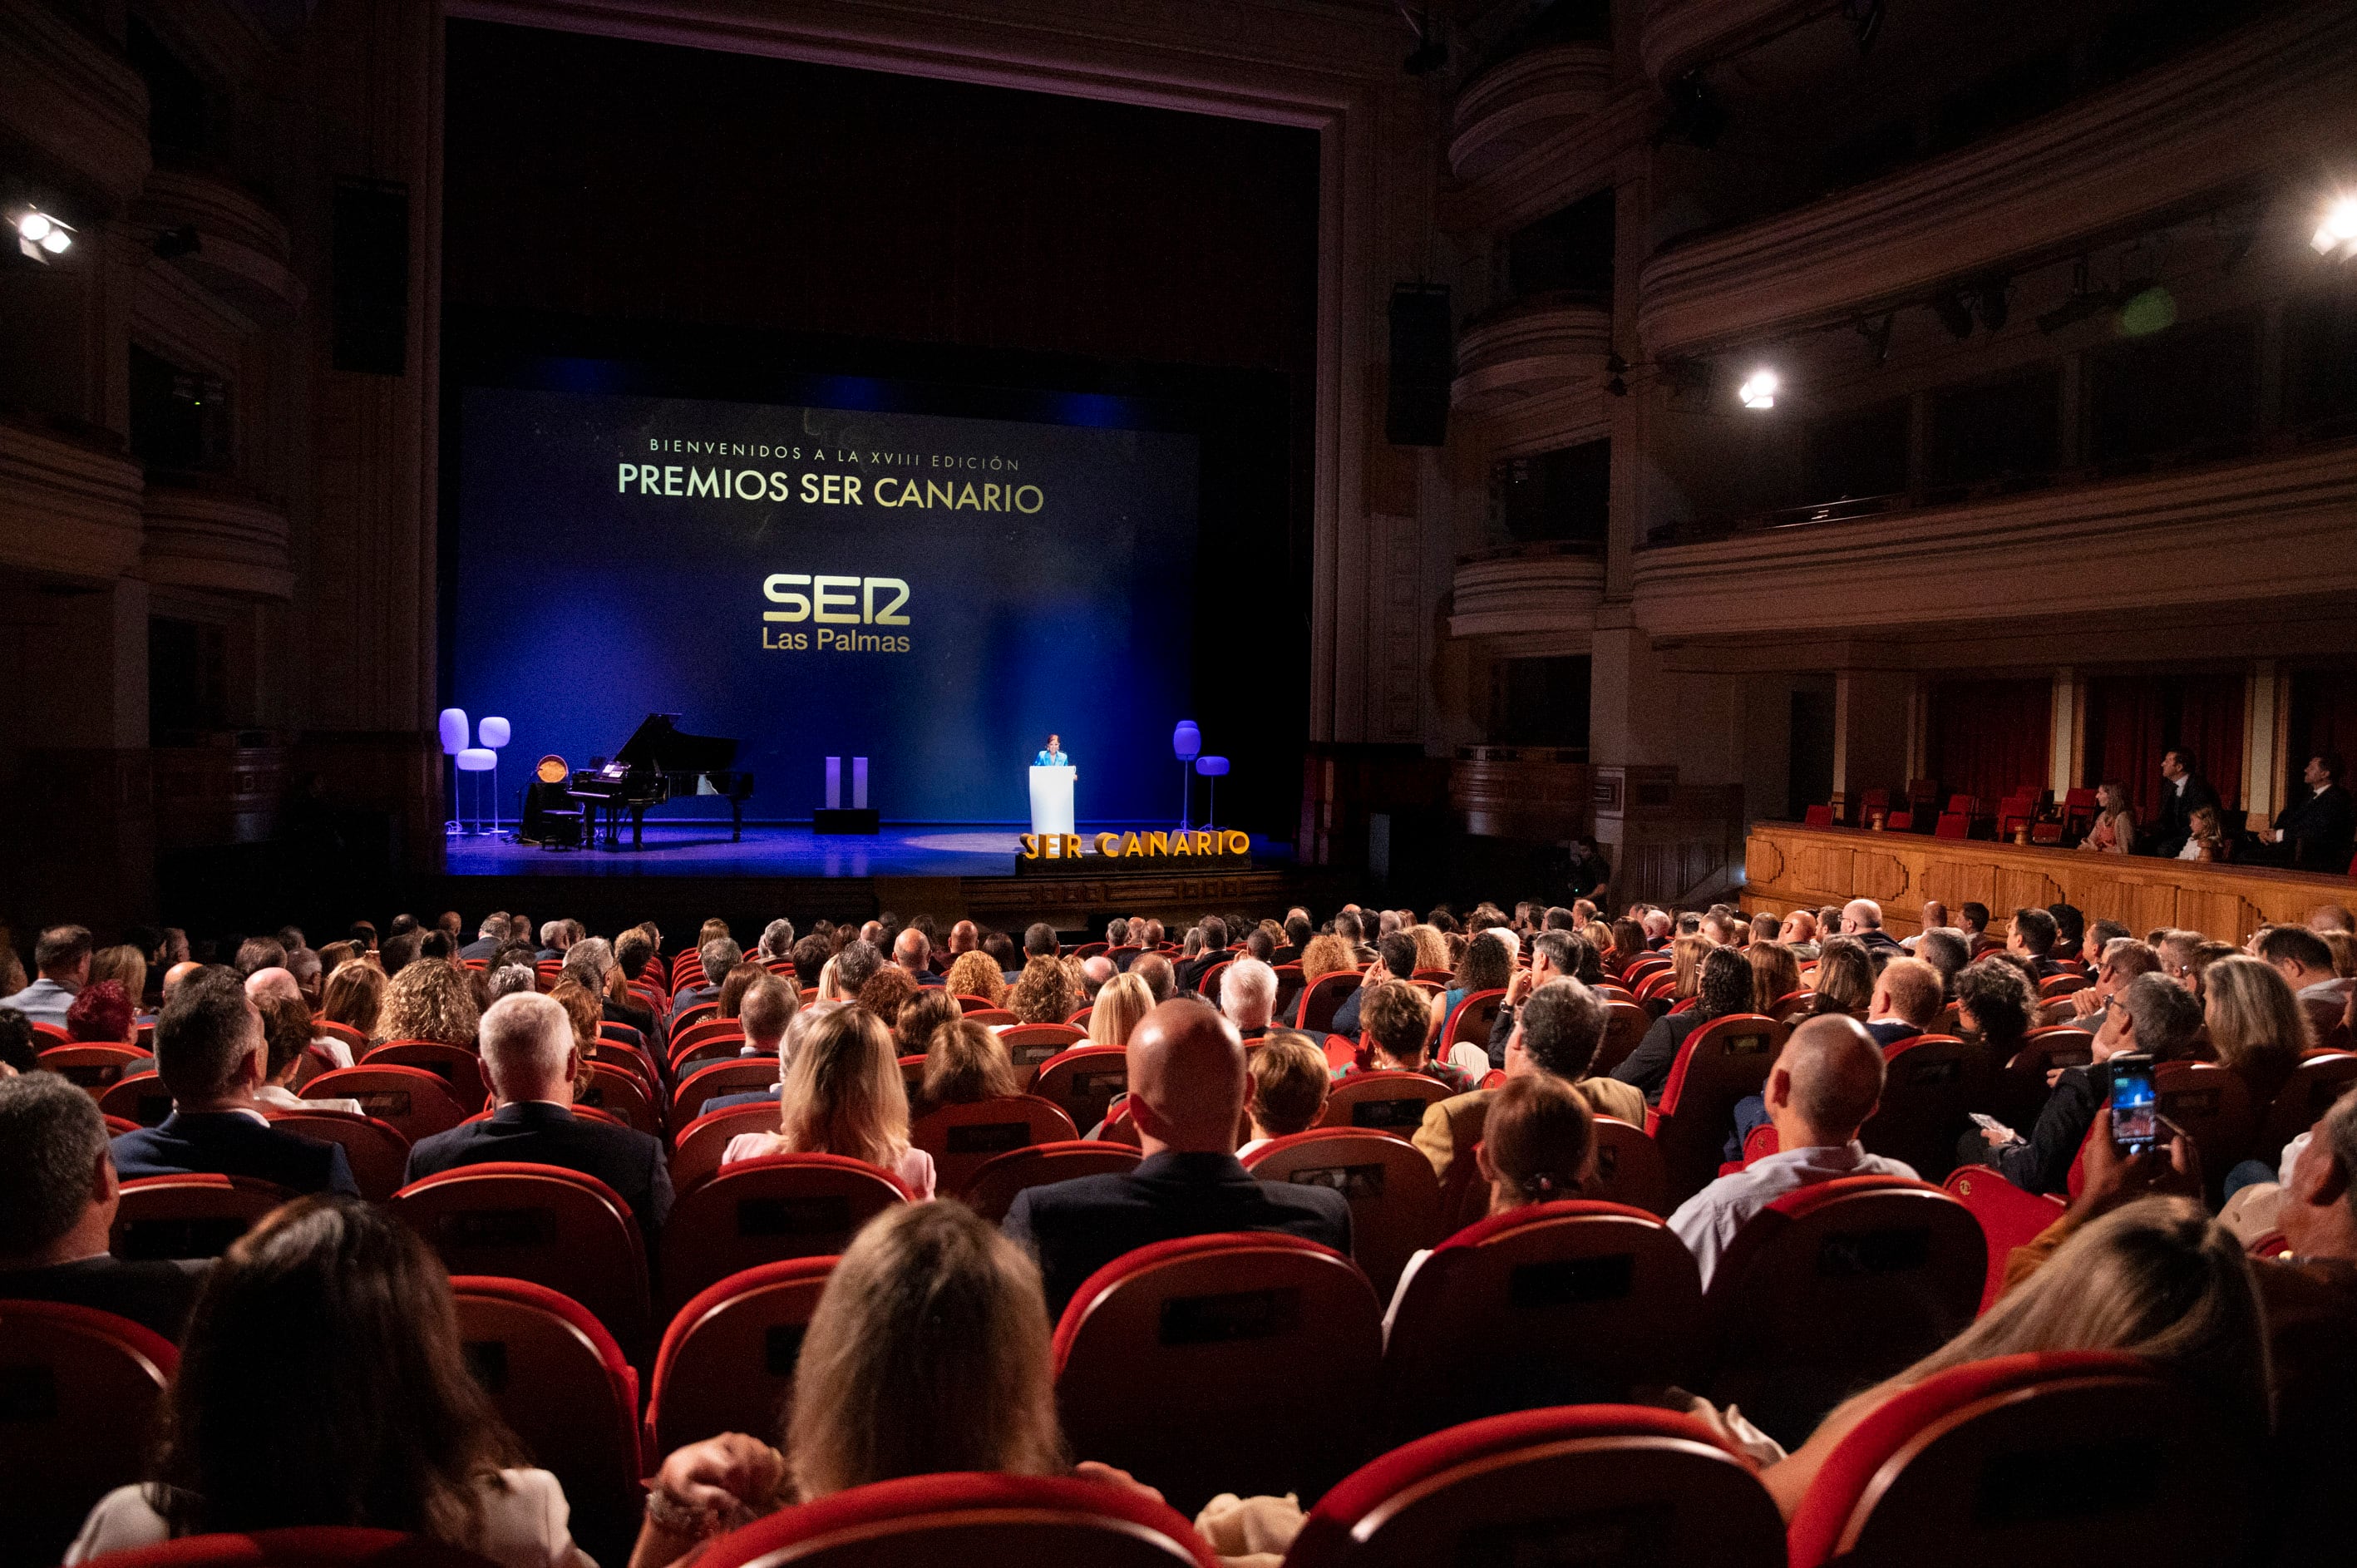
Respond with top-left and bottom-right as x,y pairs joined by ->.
332,179 -> 409,375
1385,284 -> 1453,446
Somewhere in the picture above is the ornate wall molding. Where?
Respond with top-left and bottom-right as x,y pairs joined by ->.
0,5 -> 152,209
136,168 -> 305,319
0,416 -> 145,581
1638,0 -> 1820,86
1449,549 -> 1605,640
1452,296 -> 1612,415
1637,2 -> 2357,357
142,479 -> 295,599
1448,42 -> 1613,180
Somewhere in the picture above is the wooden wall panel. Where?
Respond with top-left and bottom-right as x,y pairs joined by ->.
1744,823 -> 2355,944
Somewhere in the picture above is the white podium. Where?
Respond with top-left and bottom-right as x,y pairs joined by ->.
1028,764 -> 1077,837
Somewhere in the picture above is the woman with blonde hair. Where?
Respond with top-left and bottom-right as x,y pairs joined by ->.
1408,924 -> 1452,976
722,1004 -> 934,1198
1757,1196 -> 2268,1516
375,958 -> 481,1048
1805,937 -> 1874,1020
1747,942 -> 1802,1016
323,962 -> 387,1040
1668,933 -> 1713,1003
914,1018 -> 1022,1117
1297,932 -> 1355,984
87,945 -> 150,1015
943,949 -> 1008,1008
623,1204 -> 1156,1568
1006,954 -> 1079,1025
2178,803 -> 2228,863
2202,954 -> 2310,1110
1087,971 -> 1154,1048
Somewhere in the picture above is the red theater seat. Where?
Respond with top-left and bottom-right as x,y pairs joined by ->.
259,1109 -> 412,1201
1053,1231 -> 1382,1516
1859,1033 -> 1996,1181
1240,1128 -> 1444,1299
668,1103 -> 786,1196
670,1031 -> 752,1075
1588,1116 -> 1674,1216
1942,1166 -> 2066,1312
660,1153 -> 906,1312
1028,1045 -> 1129,1134
360,1041 -> 488,1112
1286,1405 -> 1784,1568
1000,1022 -> 1087,1073
67,1531 -> 507,1568
648,1257 -> 836,1457
0,1300 -> 178,1568
1379,1201 -> 1703,1440
576,1063 -> 660,1137
96,1072 -> 175,1127
1294,971 -> 1360,1033
909,1094 -> 1079,1195
302,1065 -> 471,1142
1592,1000 -> 1649,1077
1316,1068 -> 1453,1135
37,1043 -> 147,1092
1645,1014 -> 1786,1203
961,1140 -> 1141,1225
390,1163 -> 649,1356
1804,803 -> 1835,828
2256,1051 -> 2357,1161
111,1173 -> 296,1260
1435,988 -> 1505,1051
1704,1176 -> 1985,1447
694,1473 -> 1218,1568
673,1059 -> 779,1126
1786,1352 -> 2256,1568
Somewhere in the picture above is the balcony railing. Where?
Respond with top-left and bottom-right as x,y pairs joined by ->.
1452,292 -> 1613,414
1450,42 -> 1615,180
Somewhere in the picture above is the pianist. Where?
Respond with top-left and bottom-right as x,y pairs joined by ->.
1034,733 -> 1071,767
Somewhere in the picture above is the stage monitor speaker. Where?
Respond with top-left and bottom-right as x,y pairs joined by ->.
1385,284 -> 1453,446
333,179 -> 409,375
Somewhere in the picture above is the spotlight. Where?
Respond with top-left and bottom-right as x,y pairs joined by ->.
1738,368 -> 1778,410
13,206 -> 74,262
2312,195 -> 2357,259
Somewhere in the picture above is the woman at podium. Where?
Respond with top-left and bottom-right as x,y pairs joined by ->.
1034,733 -> 1070,766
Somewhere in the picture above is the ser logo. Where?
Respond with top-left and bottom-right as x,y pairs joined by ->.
762,574 -> 911,653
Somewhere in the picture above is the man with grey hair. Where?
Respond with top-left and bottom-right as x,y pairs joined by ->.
536,920 -> 573,962
284,945 -> 324,1008
833,939 -> 884,994
1669,1015 -> 1913,1288
485,964 -> 538,1001
759,918 -> 797,961
403,991 -> 670,1240
2066,937 -> 2162,1033
1220,958 -> 1279,1040
459,913 -> 509,962
0,1072 -> 209,1336
1913,929 -> 1970,993
563,935 -> 615,988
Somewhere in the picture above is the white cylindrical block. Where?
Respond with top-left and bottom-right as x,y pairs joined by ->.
825,757 -> 842,811
1028,764 -> 1076,837
853,757 -> 869,810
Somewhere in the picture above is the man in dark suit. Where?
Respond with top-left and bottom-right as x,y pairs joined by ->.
2006,906 -> 2069,980
2146,747 -> 2221,857
457,913 -> 509,962
405,990 -> 672,1244
2266,753 -> 2356,872
1004,998 -> 1350,1315
1863,957 -> 1942,1048
111,966 -> 357,1196
1332,930 -> 1419,1041
1176,916 -> 1230,994
0,1072 -> 208,1339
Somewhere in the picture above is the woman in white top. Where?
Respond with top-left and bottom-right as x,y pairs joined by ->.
722,1003 -> 935,1200
67,1197 -> 591,1568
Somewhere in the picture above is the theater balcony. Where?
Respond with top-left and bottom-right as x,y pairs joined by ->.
1639,0 -> 1815,86
1449,42 -> 1615,182
1629,438 -> 2357,641
0,5 -> 152,206
1451,746 -> 1591,841
1452,294 -> 1613,416
136,168 -> 305,319
1447,543 -> 1605,641
0,412 -> 145,580
141,476 -> 294,599
1636,2 -> 2357,358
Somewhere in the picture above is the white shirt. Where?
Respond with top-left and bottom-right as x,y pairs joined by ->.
68,1471 -> 594,1568
1382,1247 -> 1435,1346
1668,1141 -> 1918,1291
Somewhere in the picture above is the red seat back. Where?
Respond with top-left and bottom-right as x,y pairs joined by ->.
1027,1045 -> 1129,1133
1240,1128 -> 1445,1299
1288,1404 -> 1784,1568
360,1041 -> 487,1112
390,1162 -> 649,1356
259,1110 -> 412,1201
961,1140 -> 1142,1225
908,1094 -> 1079,1196
449,1277 -> 642,1564
1001,1022 -> 1087,1073
311,1018 -> 369,1055
959,1005 -> 1017,1025
660,1153 -> 907,1313
111,1174 -> 296,1260
1053,1231 -> 1382,1516
58,1530 -> 500,1568
670,1030 -> 751,1075
2152,1060 -> 2256,1206
1294,971 -> 1360,1033
648,1257 -> 836,1457
1588,1115 -> 1674,1215
1380,1201 -> 1704,1440
1437,988 -> 1506,1049
668,1103 -> 786,1196
694,1473 -> 1218,1568
1706,1176 -> 1985,1447
1804,803 -> 1835,828
1940,1166 -> 2065,1312
301,1065 -> 471,1142
668,1016 -> 746,1062
1858,1033 -> 1996,1181
2257,1051 -> 2357,1161
1786,1352 -> 2256,1568
575,1063 -> 660,1137
0,1300 -> 178,1568
1997,1027 -> 2095,1127
96,1072 -> 175,1127
1644,1014 -> 1786,1202
36,1043 -> 146,1091
1316,1069 -> 1454,1135
1590,1001 -> 1649,1077
672,1059 -> 781,1126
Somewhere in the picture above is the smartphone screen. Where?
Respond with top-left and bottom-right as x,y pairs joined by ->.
2109,1053 -> 2157,1156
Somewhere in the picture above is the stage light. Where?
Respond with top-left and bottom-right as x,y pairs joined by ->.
2313,196 -> 2357,258
13,206 -> 74,262
1738,368 -> 1778,409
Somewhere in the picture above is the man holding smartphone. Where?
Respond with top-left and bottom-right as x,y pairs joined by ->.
1965,974 -> 2203,1195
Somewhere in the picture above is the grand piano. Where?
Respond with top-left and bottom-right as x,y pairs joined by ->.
568,713 -> 755,847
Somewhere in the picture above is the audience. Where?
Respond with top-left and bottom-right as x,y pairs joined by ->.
890,986 -> 960,1058
1330,929 -> 1416,1038
943,948 -> 1008,1007
65,979 -> 136,1044
1414,978 -> 1643,1194
2066,936 -> 2162,1033
1862,957 -> 1942,1047
1003,998 -> 1349,1314
404,992 -> 672,1242
1952,955 -> 2038,1063
3,923 -> 91,1027
1669,1015 -> 1911,1289
1612,946 -> 1755,1102
1219,957 -> 1278,1041
1838,899 -> 1906,959
0,1072 -> 209,1337
253,994 -> 361,1115
1805,938 -> 1875,1020
724,1004 -> 934,1198
374,958 -> 481,1048
66,1197 -> 589,1567
1240,1033 -> 1330,1155
2256,923 -> 2347,1040
1352,979 -> 1477,1092
1006,954 -> 1081,1024
913,1018 -> 1022,1116
2202,954 -> 2311,1111
1087,971 -> 1154,1048
1747,942 -> 1802,1018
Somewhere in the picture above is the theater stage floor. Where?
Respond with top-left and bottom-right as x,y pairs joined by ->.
441,823 -> 1279,879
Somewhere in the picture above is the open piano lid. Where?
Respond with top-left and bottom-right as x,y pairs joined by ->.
612,713 -> 739,774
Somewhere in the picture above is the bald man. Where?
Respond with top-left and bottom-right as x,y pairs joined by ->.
1002,998 -> 1350,1314
1667,1015 -> 1916,1289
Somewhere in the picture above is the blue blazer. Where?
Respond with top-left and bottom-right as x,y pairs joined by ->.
112,1110 -> 358,1196
1003,1150 -> 1352,1317
404,1101 -> 673,1240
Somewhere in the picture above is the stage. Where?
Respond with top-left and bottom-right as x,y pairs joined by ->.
442,823 -> 1285,879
